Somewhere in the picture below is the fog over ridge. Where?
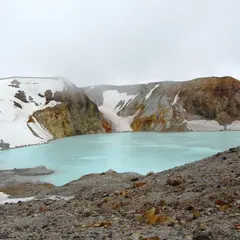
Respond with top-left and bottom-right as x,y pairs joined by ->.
1,0 -> 240,86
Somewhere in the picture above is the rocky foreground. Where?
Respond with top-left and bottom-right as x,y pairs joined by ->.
0,147 -> 240,240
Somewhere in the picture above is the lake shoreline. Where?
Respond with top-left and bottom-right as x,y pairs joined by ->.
1,146 -> 239,239
1,129 -> 239,152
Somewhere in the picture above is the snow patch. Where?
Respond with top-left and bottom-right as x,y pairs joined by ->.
0,192 -> 34,204
98,90 -> 140,132
227,121 -> 240,130
145,84 -> 159,101
0,191 -> 74,205
44,195 -> 74,201
171,91 -> 180,105
28,118 -> 53,140
185,120 -> 224,131
99,106 -> 135,132
102,90 -> 136,112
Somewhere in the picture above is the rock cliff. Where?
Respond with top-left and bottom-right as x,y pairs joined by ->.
85,76 -> 240,132
33,91 -> 105,138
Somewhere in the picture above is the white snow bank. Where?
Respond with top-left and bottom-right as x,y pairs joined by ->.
0,191 -> 74,205
185,119 -> 240,131
171,91 -> 180,105
227,121 -> 240,130
99,106 -> 136,132
0,77 -> 68,148
99,90 -> 139,132
0,192 -> 34,204
102,90 -> 136,112
185,120 -> 224,131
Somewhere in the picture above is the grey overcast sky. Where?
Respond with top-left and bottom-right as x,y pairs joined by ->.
0,0 -> 240,86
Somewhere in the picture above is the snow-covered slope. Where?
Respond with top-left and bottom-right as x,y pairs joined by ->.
96,90 -> 138,132
102,90 -> 137,112
84,86 -> 141,132
0,77 -> 74,149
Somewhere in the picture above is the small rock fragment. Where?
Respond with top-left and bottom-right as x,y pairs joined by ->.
235,223 -> 240,231
215,199 -> 226,206
143,207 -> 169,225
146,171 -> 154,176
184,235 -> 193,240
131,177 -> 139,182
139,236 -> 160,240
193,234 -> 211,240
92,222 -> 112,228
167,176 -> 186,186
133,181 -> 147,188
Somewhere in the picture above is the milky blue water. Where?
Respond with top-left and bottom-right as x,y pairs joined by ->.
0,132 -> 239,186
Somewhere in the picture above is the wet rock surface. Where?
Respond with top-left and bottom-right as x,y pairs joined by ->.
0,147 -> 240,239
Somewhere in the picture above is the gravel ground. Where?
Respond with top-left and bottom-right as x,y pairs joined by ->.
0,147 -> 240,240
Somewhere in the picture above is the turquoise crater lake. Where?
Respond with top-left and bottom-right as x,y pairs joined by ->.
0,132 -> 239,186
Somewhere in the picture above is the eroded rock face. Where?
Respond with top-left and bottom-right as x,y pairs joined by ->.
85,76 -> 240,132
180,77 -> 240,125
120,77 -> 240,132
33,91 -> 105,138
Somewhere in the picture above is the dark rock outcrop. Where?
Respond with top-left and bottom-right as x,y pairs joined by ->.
13,101 -> 22,109
0,140 -> 10,150
14,90 -> 28,103
44,90 -> 53,105
8,79 -> 20,88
